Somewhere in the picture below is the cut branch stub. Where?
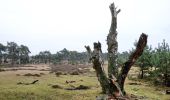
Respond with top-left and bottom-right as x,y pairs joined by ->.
85,46 -> 92,62
109,3 -> 121,17
118,33 -> 148,94
85,46 -> 91,53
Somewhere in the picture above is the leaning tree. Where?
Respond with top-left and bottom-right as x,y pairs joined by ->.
85,2 -> 147,99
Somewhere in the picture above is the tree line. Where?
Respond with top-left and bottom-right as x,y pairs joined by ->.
0,42 -> 30,65
0,42 -> 90,65
30,48 -> 90,65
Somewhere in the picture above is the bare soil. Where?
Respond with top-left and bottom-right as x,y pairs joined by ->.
51,64 -> 92,74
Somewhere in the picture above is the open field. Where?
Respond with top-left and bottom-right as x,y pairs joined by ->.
0,64 -> 169,100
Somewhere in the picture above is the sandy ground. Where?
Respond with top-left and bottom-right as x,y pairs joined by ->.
0,64 -> 93,76
0,64 -> 51,76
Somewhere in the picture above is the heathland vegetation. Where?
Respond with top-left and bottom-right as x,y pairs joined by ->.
0,1 -> 169,100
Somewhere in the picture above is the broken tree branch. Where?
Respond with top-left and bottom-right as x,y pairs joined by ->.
85,42 -> 110,93
118,33 -> 148,94
85,42 -> 123,97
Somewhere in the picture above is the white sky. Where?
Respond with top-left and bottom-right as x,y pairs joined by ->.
0,0 -> 170,55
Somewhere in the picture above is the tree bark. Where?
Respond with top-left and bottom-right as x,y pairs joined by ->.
85,43 -> 122,96
118,33 -> 147,94
85,43 -> 110,93
85,1 -> 147,98
107,2 -> 120,78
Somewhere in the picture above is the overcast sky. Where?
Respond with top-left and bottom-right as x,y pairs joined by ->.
0,0 -> 170,55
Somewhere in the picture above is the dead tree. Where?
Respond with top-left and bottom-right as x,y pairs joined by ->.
85,2 -> 147,98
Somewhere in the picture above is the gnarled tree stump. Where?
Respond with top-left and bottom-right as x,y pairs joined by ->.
85,2 -> 147,98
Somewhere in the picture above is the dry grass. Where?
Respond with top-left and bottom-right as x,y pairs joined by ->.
0,64 -> 169,100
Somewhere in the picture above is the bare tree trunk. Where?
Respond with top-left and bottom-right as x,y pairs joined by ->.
141,69 -> 144,79
85,1 -> 147,98
140,66 -> 144,79
11,57 -> 14,66
85,44 -> 109,93
107,2 -> 120,78
85,42 -> 123,96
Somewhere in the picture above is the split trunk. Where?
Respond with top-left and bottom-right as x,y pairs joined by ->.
85,2 -> 147,98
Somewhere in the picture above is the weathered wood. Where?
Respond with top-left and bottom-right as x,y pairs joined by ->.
85,42 -> 123,96
118,33 -> 147,94
31,80 -> 39,84
85,1 -> 147,98
107,2 -> 120,78
17,80 -> 39,85
166,90 -> 170,94
85,42 -> 110,93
